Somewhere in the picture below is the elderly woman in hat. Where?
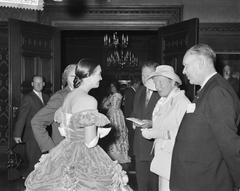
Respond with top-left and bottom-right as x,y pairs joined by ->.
140,65 -> 190,191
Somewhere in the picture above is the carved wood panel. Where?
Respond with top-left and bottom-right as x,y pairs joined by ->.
0,7 -> 38,22
39,5 -> 183,30
159,18 -> 199,100
200,23 -> 240,52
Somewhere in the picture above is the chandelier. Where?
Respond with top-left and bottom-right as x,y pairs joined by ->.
104,32 -> 139,69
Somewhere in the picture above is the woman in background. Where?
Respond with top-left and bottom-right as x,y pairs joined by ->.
102,82 -> 131,166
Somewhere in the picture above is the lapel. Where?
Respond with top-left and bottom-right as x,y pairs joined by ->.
127,87 -> 135,98
154,89 -> 179,117
130,87 -> 136,93
193,73 -> 218,103
31,91 -> 45,106
140,86 -> 147,107
145,90 -> 160,115
42,93 -> 49,105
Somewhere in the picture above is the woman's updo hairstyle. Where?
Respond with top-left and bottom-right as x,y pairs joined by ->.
73,58 -> 98,88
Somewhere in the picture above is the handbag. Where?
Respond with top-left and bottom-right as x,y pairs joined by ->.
150,149 -> 172,180
7,142 -> 27,180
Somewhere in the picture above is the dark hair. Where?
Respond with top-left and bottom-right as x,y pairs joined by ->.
141,60 -> 159,70
130,76 -> 141,86
32,75 -> 44,82
110,81 -> 120,93
73,58 -> 98,88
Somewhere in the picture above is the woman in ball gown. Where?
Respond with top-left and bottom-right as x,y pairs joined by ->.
102,82 -> 131,165
25,58 -> 132,191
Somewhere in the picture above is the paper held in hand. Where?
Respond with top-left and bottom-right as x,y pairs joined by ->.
126,117 -> 146,126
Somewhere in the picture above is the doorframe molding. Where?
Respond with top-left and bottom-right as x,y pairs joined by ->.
199,23 -> 240,52
39,5 -> 183,30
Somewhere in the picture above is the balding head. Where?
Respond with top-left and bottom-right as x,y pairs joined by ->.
184,43 -> 216,66
183,44 -> 216,86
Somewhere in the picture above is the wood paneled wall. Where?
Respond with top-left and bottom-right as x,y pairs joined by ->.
0,23 -> 8,168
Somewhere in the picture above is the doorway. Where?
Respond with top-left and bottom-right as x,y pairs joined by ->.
61,30 -> 159,103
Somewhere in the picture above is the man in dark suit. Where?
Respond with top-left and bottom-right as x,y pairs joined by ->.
13,75 -> 49,176
223,64 -> 240,97
170,44 -> 240,191
131,61 -> 160,191
31,64 -> 76,154
123,77 -> 141,158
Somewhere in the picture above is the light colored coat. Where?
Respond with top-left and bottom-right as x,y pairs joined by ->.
143,87 -> 190,183
151,88 -> 190,155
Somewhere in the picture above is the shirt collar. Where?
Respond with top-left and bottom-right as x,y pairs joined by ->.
131,86 -> 136,92
159,86 -> 179,103
201,72 -> 217,89
33,89 -> 41,96
146,88 -> 153,94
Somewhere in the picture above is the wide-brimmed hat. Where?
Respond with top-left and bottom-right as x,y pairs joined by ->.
145,65 -> 182,91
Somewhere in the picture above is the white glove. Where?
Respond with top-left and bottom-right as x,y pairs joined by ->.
141,129 -> 152,139
97,127 -> 111,138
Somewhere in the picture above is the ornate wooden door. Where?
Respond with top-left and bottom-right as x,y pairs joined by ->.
8,19 -> 60,163
158,18 -> 199,100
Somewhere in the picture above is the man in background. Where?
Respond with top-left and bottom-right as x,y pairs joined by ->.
13,75 -> 49,176
123,77 -> 141,160
31,64 -> 76,154
222,64 -> 240,96
131,61 -> 159,191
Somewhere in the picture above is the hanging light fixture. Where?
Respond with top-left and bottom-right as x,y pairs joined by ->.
104,32 -> 139,69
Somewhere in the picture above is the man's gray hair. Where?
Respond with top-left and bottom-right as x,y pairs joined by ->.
186,43 -> 216,63
62,64 -> 76,87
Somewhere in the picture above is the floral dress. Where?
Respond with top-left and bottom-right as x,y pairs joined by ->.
104,93 -> 130,164
25,109 -> 132,191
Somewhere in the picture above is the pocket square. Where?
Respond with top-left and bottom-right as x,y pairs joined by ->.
186,103 -> 196,113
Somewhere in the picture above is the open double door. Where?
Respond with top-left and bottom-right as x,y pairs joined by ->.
158,18 -> 199,100
8,19 -> 60,177
7,18 -> 198,176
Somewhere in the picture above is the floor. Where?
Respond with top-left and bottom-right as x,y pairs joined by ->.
0,169 -> 137,191
0,170 -> 25,191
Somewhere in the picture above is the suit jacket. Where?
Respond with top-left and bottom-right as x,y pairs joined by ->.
123,87 -> 136,117
14,91 -> 49,141
31,86 -> 71,152
170,74 -> 240,191
131,85 -> 160,161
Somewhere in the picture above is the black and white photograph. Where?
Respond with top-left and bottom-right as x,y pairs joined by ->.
0,0 -> 240,191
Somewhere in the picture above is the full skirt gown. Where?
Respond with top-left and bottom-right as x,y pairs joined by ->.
25,109 -> 132,191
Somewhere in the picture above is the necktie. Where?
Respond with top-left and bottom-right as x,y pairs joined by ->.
193,88 -> 202,102
145,89 -> 151,106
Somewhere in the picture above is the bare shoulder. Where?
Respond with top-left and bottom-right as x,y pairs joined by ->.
72,94 -> 97,113
83,95 -> 97,106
